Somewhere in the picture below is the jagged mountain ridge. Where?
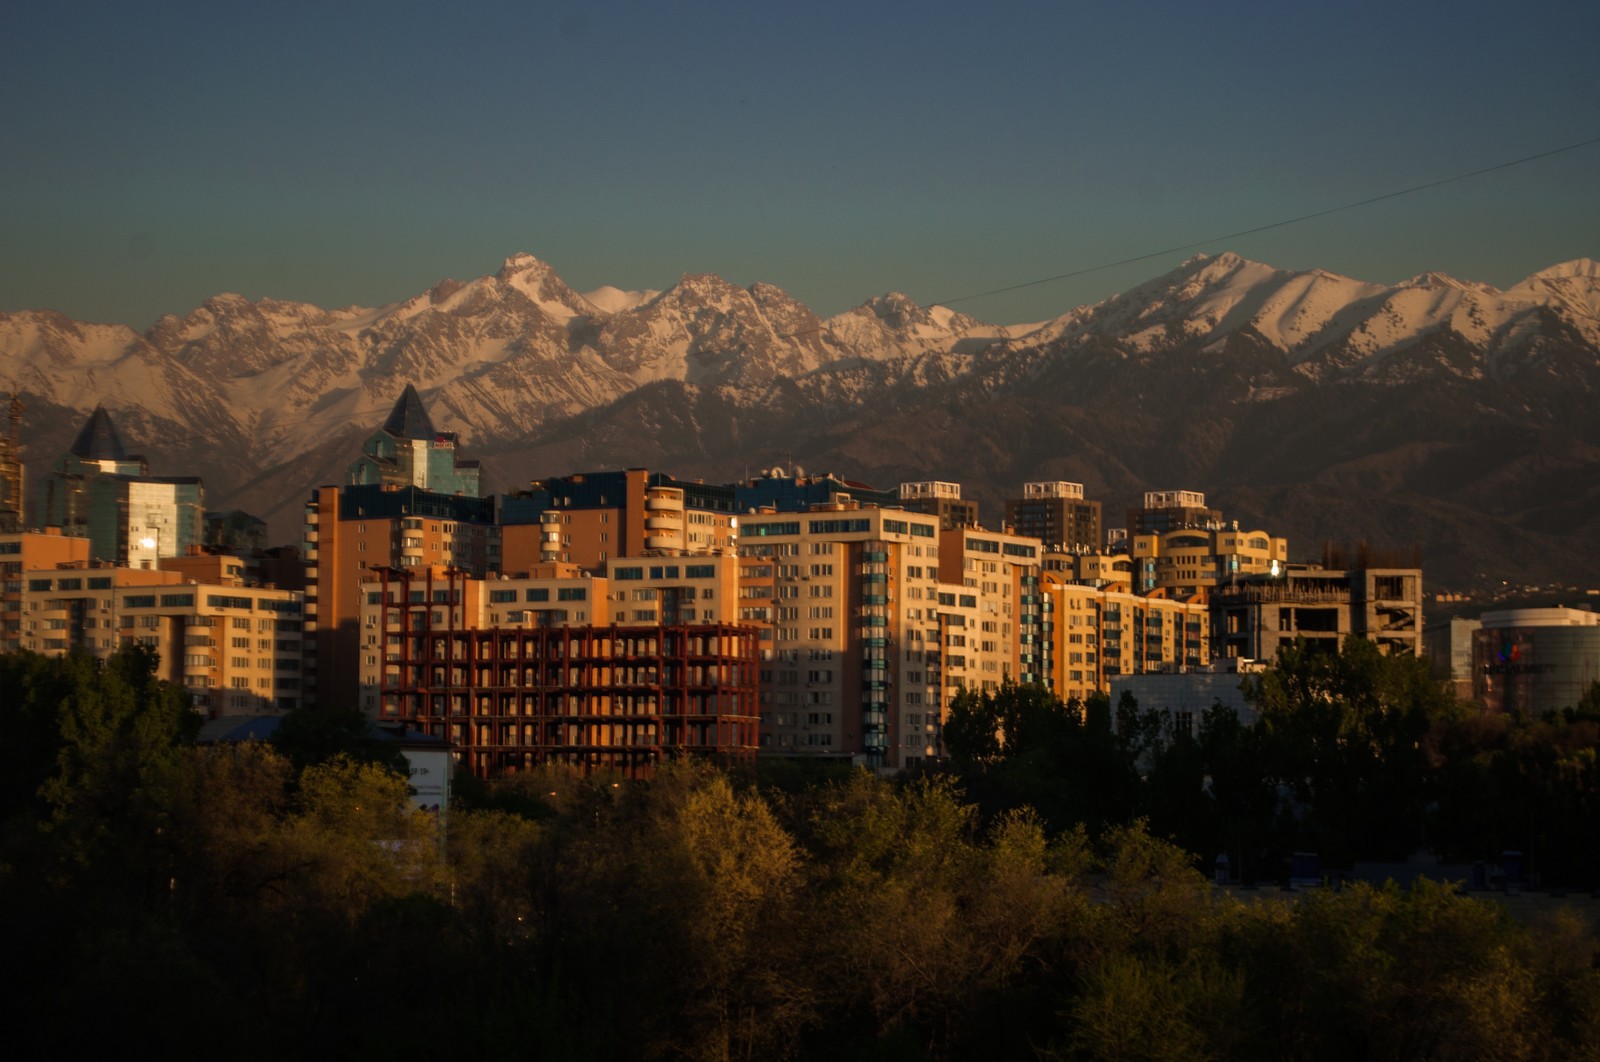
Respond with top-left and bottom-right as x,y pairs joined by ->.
3,251 -> 1598,589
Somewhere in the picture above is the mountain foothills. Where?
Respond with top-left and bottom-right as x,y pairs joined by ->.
3,252 -> 1599,589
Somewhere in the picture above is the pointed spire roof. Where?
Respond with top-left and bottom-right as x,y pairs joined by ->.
380,384 -> 437,440
69,405 -> 130,461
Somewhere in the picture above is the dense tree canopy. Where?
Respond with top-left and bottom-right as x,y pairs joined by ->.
2,645 -> 1598,1060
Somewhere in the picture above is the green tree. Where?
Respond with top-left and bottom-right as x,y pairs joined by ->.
1247,637 -> 1462,864
270,702 -> 409,777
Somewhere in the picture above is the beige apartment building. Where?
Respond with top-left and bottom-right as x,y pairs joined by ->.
1127,525 -> 1288,597
1041,572 -> 1211,703
2,530 -> 91,653
16,561 -> 304,716
1042,547 -> 1135,590
739,502 -> 947,769
936,525 -> 1045,694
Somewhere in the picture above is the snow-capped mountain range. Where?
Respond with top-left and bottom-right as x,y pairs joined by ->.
3,251 -> 1598,588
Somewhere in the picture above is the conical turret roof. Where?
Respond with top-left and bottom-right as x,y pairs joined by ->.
69,405 -> 130,461
380,384 -> 437,440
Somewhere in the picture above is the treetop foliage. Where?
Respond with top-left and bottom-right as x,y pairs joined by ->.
1,645 -> 1597,1060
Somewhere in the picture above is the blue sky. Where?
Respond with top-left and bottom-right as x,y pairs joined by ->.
3,1 -> 1597,328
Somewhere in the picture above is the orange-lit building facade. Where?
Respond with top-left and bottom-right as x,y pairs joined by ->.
303,484 -> 498,710
499,469 -> 738,573
1,530 -> 91,653
357,566 -> 759,778
1041,572 -> 1211,703
14,561 -> 304,716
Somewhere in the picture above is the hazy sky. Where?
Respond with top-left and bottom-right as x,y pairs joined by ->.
3,1 -> 1597,328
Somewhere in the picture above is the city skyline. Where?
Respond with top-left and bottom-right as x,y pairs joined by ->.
3,1 -> 1598,329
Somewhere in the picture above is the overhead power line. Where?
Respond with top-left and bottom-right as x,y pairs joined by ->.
931,133 -> 1600,309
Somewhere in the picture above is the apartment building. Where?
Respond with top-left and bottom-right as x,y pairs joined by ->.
500,469 -> 738,572
937,525 -> 1045,692
1042,547 -> 1134,589
1126,489 -> 1222,536
0,393 -> 22,532
1040,573 -> 1211,702
16,562 -> 304,716
899,481 -> 979,531
739,503 -> 946,769
1128,524 -> 1288,597
1,529 -> 91,653
1007,481 -> 1102,550
304,484 -> 497,709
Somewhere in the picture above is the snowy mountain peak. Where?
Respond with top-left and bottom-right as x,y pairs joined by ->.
1517,258 -> 1600,283
664,272 -> 747,304
497,252 -> 551,276
1398,271 -> 1501,296
491,253 -> 590,320
862,291 -> 921,317
580,285 -> 660,314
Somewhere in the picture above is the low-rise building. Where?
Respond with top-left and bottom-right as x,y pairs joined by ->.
1472,607 -> 1600,718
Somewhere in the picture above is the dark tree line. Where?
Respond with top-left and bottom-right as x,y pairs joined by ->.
3,646 -> 1599,1061
944,637 -> 1600,888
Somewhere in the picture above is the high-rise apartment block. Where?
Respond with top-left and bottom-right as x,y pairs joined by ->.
1007,481 -> 1102,550
1128,489 -> 1223,536
0,394 -> 23,533
1041,574 -> 1211,705
303,484 -> 497,709
739,502 -> 947,768
500,469 -> 738,572
1,529 -> 91,653
937,525 -> 1045,691
303,387 -> 498,710
898,481 -> 978,531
